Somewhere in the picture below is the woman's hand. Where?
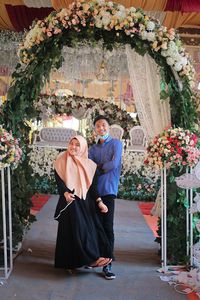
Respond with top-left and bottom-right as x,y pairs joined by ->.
98,201 -> 108,213
64,191 -> 75,203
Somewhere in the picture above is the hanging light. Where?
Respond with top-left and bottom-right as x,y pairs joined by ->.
123,82 -> 134,106
96,59 -> 108,81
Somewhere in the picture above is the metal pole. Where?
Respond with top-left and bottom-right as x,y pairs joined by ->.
1,168 -> 8,278
189,167 -> 193,268
163,166 -> 167,272
7,167 -> 13,272
0,166 -> 12,279
161,169 -> 164,268
185,167 -> 189,257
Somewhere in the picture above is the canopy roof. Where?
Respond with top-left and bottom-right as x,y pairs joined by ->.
0,0 -> 199,32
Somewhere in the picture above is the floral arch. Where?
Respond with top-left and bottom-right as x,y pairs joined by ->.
2,0 -> 197,139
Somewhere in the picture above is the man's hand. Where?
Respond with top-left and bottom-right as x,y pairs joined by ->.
98,201 -> 108,213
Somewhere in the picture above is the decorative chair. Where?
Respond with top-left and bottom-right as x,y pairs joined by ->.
126,126 -> 146,152
109,124 -> 124,140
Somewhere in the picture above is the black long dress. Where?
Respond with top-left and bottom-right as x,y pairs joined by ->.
54,171 -> 112,269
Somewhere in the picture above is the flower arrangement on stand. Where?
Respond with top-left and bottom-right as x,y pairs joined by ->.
0,127 -> 23,256
145,127 -> 200,264
145,127 -> 200,170
0,127 -> 22,169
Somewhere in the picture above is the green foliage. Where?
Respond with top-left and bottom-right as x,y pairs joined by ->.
33,175 -> 57,195
118,173 -> 159,201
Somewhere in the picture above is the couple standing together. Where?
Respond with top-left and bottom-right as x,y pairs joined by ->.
54,115 -> 123,280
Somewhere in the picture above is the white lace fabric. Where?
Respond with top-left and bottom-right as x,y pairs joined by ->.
126,45 -> 171,141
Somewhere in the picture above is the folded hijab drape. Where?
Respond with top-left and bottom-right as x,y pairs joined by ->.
54,135 -> 97,199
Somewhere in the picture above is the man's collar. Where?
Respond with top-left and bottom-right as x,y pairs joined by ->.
97,135 -> 112,144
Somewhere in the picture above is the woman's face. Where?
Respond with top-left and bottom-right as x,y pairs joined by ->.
94,119 -> 110,136
68,138 -> 80,156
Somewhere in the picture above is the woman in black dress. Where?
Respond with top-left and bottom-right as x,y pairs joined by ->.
54,135 -> 112,270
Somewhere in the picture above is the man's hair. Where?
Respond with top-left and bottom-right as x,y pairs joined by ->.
93,115 -> 110,126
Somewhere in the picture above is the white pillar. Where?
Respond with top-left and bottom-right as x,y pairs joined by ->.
0,166 -> 13,279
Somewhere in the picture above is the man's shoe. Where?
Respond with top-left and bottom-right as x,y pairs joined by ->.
103,270 -> 116,280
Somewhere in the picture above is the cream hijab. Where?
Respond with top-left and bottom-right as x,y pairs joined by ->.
54,135 -> 97,199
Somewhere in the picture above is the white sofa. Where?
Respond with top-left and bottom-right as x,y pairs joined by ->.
33,127 -> 77,149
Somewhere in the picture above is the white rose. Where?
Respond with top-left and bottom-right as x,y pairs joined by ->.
97,0 -> 105,6
174,62 -> 183,71
102,15 -> 111,26
129,7 -> 136,13
161,50 -> 168,57
168,41 -> 176,51
107,1 -> 113,7
115,10 -> 126,22
146,21 -> 155,31
146,32 -> 156,42
180,56 -> 188,66
166,57 -> 175,66
140,30 -> 147,40
118,4 -> 125,11
172,52 -> 181,61
95,18 -> 103,28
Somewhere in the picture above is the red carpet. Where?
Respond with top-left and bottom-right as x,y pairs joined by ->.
31,194 -> 50,215
138,202 -> 158,237
188,293 -> 199,300
138,202 -> 155,215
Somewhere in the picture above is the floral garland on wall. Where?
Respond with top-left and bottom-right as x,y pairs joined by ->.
34,94 -> 137,138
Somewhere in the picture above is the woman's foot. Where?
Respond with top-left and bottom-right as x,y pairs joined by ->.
90,257 -> 112,268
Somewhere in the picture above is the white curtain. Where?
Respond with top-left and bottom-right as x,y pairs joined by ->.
144,11 -> 166,25
126,45 -> 171,140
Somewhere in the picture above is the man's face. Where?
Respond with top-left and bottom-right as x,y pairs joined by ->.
94,119 -> 110,136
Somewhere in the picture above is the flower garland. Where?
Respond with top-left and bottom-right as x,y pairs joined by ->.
0,127 -> 22,169
145,127 -> 200,169
18,0 -> 195,86
34,94 -> 137,138
0,29 -> 23,44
